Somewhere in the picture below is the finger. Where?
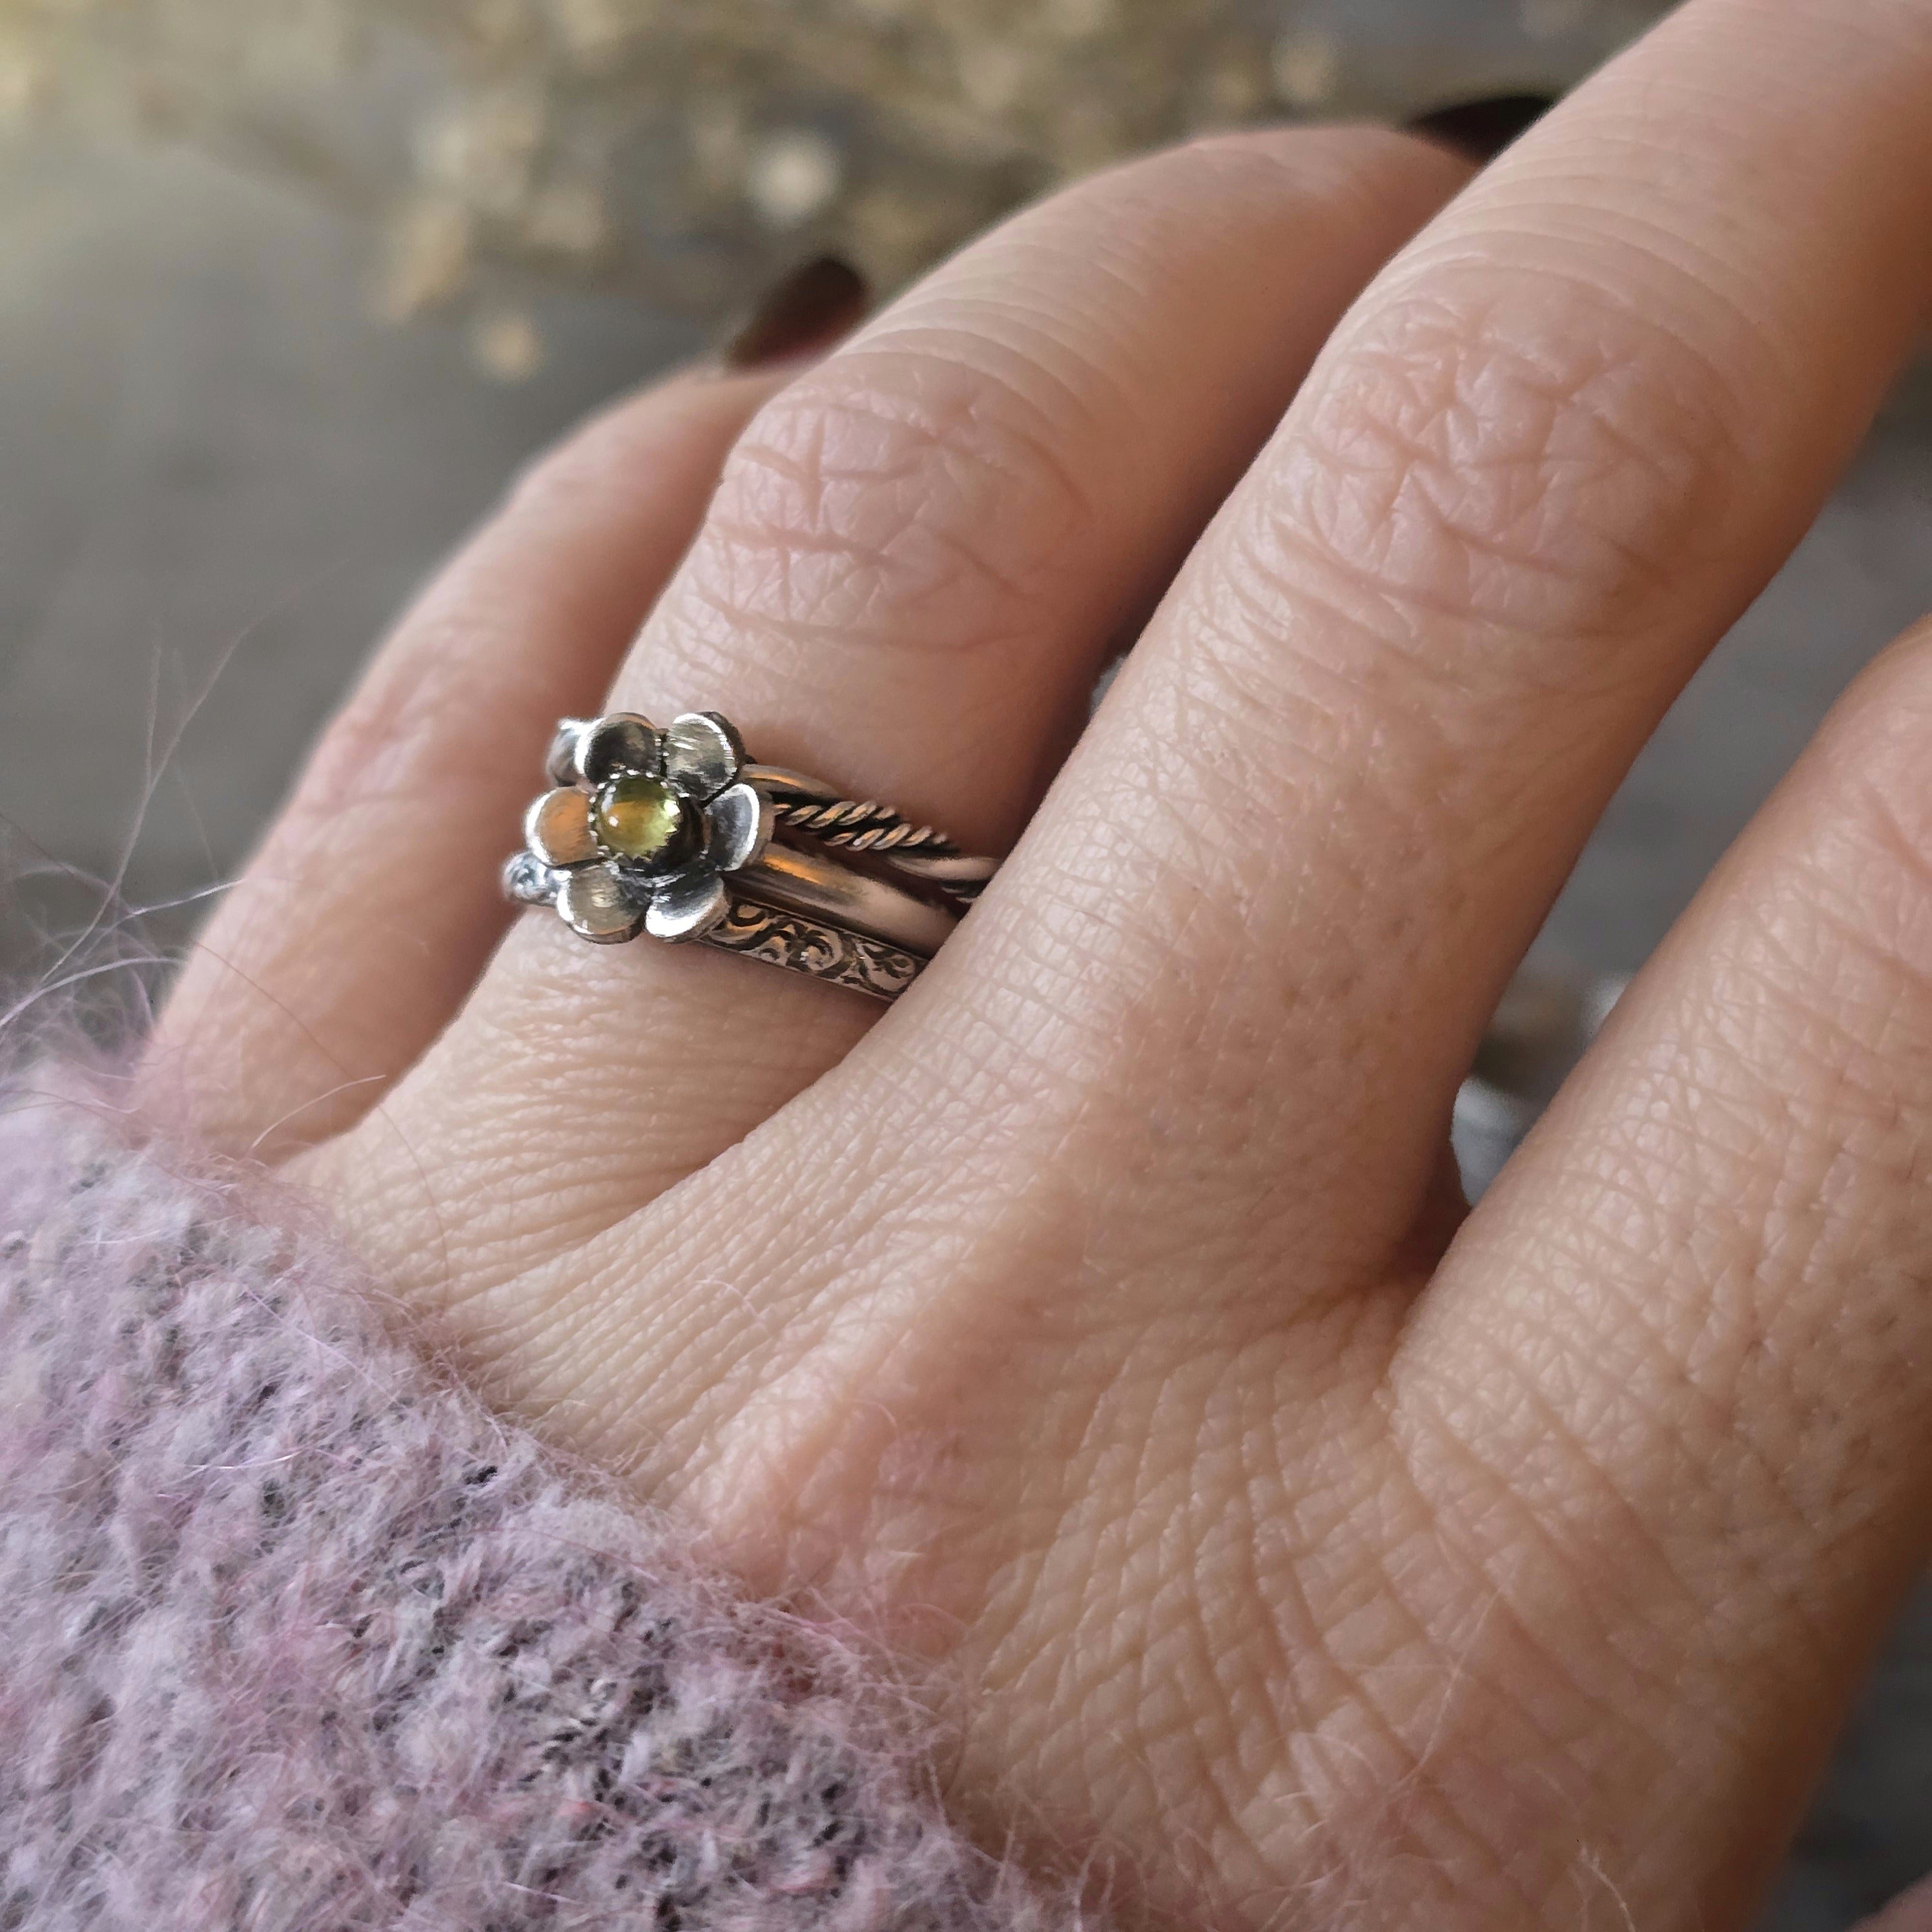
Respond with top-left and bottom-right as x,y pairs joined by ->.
905,0 -> 1932,1306
1862,1878 -> 1932,1932
314,125 -> 1470,1299
1406,615 -> 1932,1927
144,367 -> 783,1158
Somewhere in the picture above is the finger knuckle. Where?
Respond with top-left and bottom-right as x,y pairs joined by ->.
1239,264 -> 1756,689
680,348 -> 1100,659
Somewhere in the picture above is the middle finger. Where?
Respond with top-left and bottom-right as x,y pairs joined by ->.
886,0 -> 1932,1312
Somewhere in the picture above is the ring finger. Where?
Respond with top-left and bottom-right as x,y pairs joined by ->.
307,123 -> 1470,1304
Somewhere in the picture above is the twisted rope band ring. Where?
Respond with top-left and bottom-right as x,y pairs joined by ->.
502,711 -> 996,1001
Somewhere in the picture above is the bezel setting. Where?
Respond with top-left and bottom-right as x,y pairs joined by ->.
520,711 -> 773,945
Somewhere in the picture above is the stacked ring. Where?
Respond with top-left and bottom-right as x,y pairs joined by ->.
504,711 -> 996,1001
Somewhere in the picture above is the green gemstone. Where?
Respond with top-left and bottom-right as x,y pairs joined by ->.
594,774 -> 701,872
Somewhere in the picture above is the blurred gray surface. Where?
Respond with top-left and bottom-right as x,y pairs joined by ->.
3,130 -> 1932,1932
0,133 -> 699,965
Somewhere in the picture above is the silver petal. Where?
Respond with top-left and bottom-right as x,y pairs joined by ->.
558,862 -> 645,943
704,781 -> 772,876
578,712 -> 661,786
544,719 -> 592,787
525,786 -> 597,869
644,869 -> 729,943
663,712 -> 745,801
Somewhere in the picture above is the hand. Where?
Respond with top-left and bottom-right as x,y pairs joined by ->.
143,1 -> 1932,1924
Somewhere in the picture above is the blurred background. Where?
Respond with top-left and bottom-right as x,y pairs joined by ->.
1,1 -> 1930,1923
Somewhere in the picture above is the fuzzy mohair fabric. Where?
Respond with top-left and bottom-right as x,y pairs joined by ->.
0,1078 -> 1084,1932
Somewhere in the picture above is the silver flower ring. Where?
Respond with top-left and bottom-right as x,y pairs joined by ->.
503,711 -> 997,1001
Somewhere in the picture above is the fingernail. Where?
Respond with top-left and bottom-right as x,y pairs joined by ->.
1405,92 -> 1557,164
717,255 -> 871,371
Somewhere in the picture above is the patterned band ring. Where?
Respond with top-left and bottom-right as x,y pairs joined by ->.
502,712 -> 997,1002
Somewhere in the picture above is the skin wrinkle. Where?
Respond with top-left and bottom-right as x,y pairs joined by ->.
878,303 -> 1146,433
1456,1231 -> 1777,1509
1339,1608 -> 1679,1913
1388,209 -> 1790,412
1051,1337 -> 1623,1909
1831,771 -> 1932,961
694,1186 -> 1093,1508
1729,810 -> 1932,1029
1224,1548 -> 1570,1924
996,1418 -> 1247,1851
681,351 -> 1109,652
1262,282 -> 1751,653
1394,1328 -> 1718,1658
1288,1654 -> 1579,1924
1437,1352 -> 1793,1638
1153,537 -> 1630,945
1123,656 -> 1432,938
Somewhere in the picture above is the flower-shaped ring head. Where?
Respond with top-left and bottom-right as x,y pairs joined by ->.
521,712 -> 774,944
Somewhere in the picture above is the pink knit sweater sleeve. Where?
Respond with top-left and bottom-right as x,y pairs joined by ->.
0,1082 -> 1087,1932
